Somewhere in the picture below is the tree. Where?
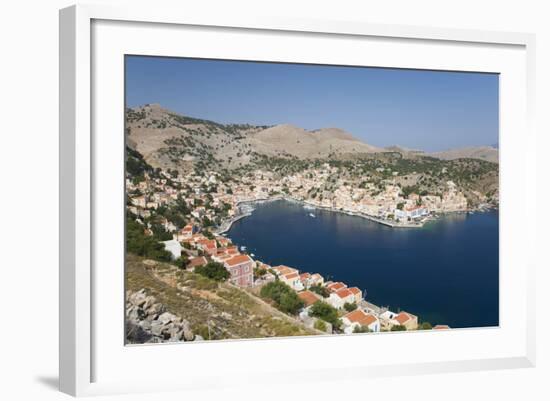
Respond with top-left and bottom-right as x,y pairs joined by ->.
390,324 -> 407,331
344,302 -> 358,312
419,322 -> 433,330
353,325 -> 371,333
260,281 -> 304,315
309,301 -> 341,329
279,291 -> 304,316
396,202 -> 405,210
150,224 -> 172,241
309,284 -> 329,298
314,319 -> 327,332
254,267 -> 267,280
194,262 -> 230,282
175,255 -> 189,269
126,217 -> 172,262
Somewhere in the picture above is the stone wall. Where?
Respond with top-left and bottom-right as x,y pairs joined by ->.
126,289 -> 201,344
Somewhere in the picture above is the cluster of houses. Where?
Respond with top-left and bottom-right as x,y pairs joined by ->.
161,226 -> 430,334
162,223 -> 256,288
127,161 -> 469,235
126,167 -> 457,335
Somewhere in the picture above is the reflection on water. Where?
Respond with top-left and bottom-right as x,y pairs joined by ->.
228,200 -> 499,329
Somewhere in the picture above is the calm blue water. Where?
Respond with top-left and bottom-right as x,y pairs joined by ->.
227,200 -> 499,328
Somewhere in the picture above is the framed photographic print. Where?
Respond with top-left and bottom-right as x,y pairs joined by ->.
59,4 -> 536,397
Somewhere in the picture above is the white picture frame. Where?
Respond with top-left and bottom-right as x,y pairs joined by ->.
59,3 -> 536,397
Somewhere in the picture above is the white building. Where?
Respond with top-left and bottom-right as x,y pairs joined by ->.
162,239 -> 182,260
342,309 -> 380,334
394,205 -> 428,221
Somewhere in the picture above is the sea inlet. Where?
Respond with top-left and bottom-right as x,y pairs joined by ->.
227,199 -> 499,329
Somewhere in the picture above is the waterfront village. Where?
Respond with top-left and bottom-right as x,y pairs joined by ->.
126,162 -> 471,336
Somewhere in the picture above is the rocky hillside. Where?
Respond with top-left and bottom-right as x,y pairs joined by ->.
126,104 -> 498,176
126,289 -> 197,344
429,146 -> 499,164
384,145 -> 499,164
249,124 -> 381,158
126,254 -> 319,342
126,104 -> 381,173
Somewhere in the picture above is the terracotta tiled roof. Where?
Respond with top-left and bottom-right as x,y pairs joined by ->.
298,290 -> 321,307
188,256 -> 207,268
327,282 -> 347,292
344,309 -> 377,326
335,288 -> 354,299
395,311 -> 416,325
348,287 -> 361,295
272,265 -> 297,276
225,254 -> 253,267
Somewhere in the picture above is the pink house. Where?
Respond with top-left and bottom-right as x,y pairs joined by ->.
223,254 -> 254,287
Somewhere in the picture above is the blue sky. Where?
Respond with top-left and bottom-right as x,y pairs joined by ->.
125,56 -> 498,152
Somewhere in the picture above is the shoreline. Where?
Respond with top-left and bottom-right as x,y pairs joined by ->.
212,196 -> 496,328
215,194 -> 497,235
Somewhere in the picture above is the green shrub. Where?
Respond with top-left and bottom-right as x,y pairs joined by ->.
353,325 -> 371,333
194,262 -> 230,282
314,319 -> 327,332
175,255 -> 188,269
391,324 -> 407,331
260,281 -> 304,315
309,284 -> 329,298
126,217 -> 172,262
309,301 -> 341,329
344,302 -> 357,312
419,322 -> 433,330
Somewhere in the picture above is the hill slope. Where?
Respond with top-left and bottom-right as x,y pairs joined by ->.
126,254 -> 319,341
249,124 -> 381,158
126,104 -> 498,173
430,146 -> 499,163
126,104 -> 381,172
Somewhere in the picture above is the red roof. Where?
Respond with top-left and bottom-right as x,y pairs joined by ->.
395,311 -> 416,325
327,282 -> 347,292
298,291 -> 320,307
348,287 -> 361,295
335,288 -> 354,299
283,272 -> 299,280
225,254 -> 253,267
188,256 -> 207,268
344,309 -> 377,326
197,239 -> 217,249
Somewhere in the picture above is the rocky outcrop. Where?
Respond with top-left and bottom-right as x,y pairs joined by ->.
126,289 -> 195,344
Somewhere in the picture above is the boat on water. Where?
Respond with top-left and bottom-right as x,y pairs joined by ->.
303,204 -> 316,210
250,253 -> 255,257
240,246 -> 247,251
308,213 -> 316,218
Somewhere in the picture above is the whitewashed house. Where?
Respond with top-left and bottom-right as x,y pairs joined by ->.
342,309 -> 380,334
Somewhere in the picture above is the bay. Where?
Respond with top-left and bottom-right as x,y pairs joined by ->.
227,199 -> 499,328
